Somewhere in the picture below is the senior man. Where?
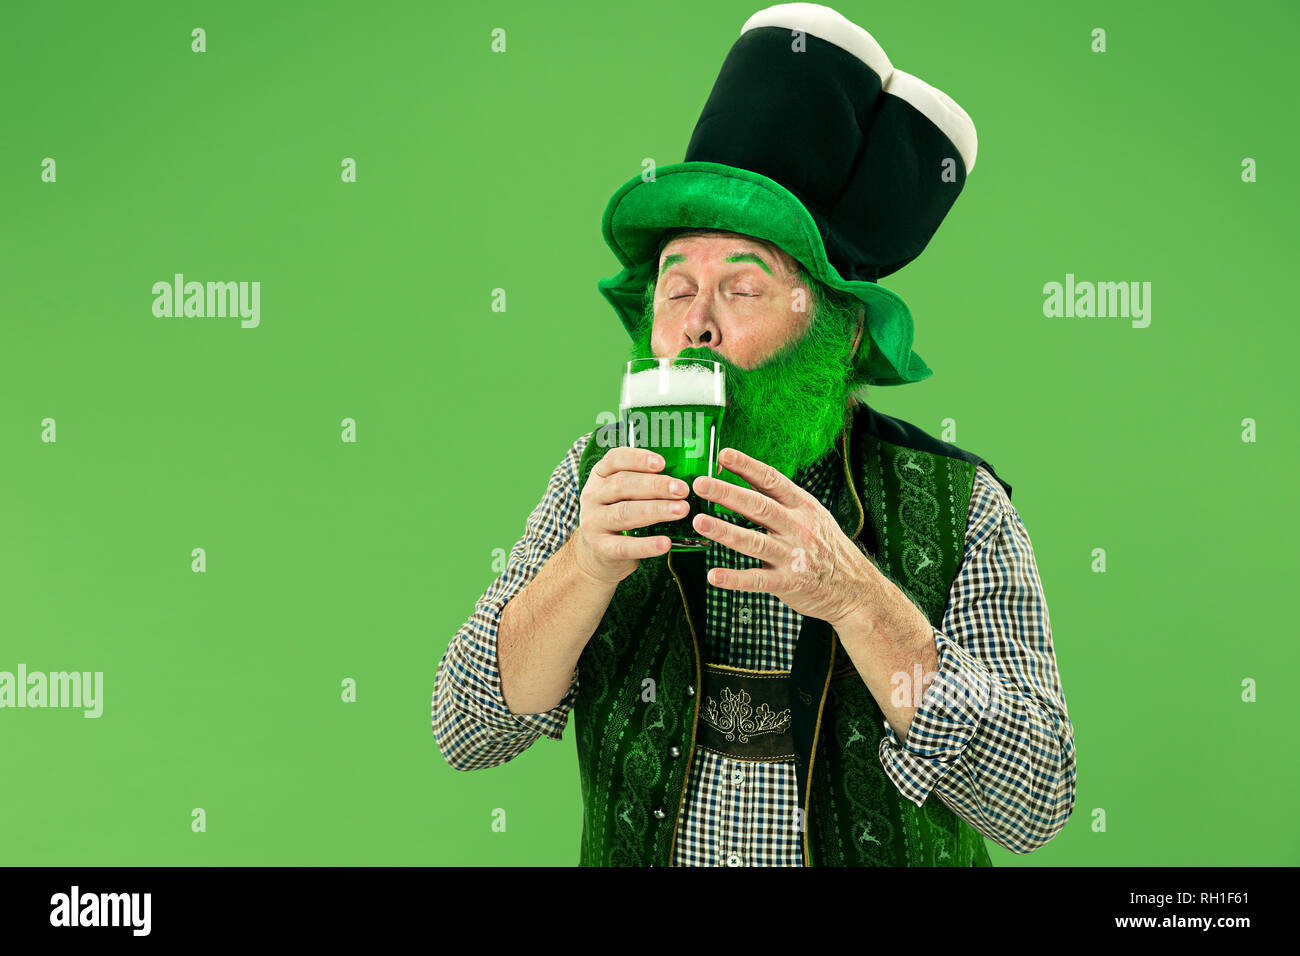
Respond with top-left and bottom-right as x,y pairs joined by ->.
433,3 -> 1076,866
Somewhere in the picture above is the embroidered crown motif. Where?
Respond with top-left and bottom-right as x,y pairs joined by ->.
701,686 -> 792,743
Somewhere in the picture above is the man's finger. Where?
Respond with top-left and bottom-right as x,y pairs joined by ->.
591,470 -> 690,505
593,446 -> 663,479
706,565 -> 778,594
693,473 -> 794,535
717,447 -> 808,508
693,512 -> 782,564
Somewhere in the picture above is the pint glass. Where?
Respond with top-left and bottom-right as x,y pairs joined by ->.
619,357 -> 726,552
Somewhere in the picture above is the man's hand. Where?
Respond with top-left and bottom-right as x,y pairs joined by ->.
574,446 -> 690,585
689,446 -> 883,630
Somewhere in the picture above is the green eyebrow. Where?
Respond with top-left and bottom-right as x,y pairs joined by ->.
659,251 -> 774,275
723,252 -> 773,275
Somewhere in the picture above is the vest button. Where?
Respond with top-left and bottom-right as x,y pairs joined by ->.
669,747 -> 681,758
686,685 -> 695,697
653,809 -> 666,820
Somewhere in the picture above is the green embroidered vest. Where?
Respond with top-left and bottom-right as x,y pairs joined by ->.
572,402 -> 1012,866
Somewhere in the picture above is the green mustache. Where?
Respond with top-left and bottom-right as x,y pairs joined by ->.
627,311 -> 861,481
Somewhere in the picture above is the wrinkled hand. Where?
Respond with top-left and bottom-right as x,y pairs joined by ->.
691,447 -> 882,630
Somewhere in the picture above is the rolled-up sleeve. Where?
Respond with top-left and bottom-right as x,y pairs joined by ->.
432,432 -> 592,771
877,465 -> 1077,854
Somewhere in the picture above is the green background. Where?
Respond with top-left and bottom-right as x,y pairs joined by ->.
2,0 -> 1296,866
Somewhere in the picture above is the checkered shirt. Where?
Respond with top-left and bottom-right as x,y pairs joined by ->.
432,429 -> 1076,864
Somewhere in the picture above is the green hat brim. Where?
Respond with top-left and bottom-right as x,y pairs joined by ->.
596,161 -> 933,388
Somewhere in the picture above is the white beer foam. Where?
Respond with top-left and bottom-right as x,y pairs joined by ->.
621,364 -> 725,408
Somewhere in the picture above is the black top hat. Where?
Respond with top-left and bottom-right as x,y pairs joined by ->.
597,2 -> 978,387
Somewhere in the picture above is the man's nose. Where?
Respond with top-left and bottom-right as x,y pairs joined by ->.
681,297 -> 718,347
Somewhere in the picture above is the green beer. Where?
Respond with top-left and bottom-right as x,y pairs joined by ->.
619,359 -> 726,551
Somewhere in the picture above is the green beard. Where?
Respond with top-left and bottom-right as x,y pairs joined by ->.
628,296 -> 865,489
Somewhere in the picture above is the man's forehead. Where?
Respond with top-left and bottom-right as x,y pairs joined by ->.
659,232 -> 794,272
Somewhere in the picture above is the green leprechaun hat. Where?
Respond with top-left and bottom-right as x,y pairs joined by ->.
596,2 -> 978,387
